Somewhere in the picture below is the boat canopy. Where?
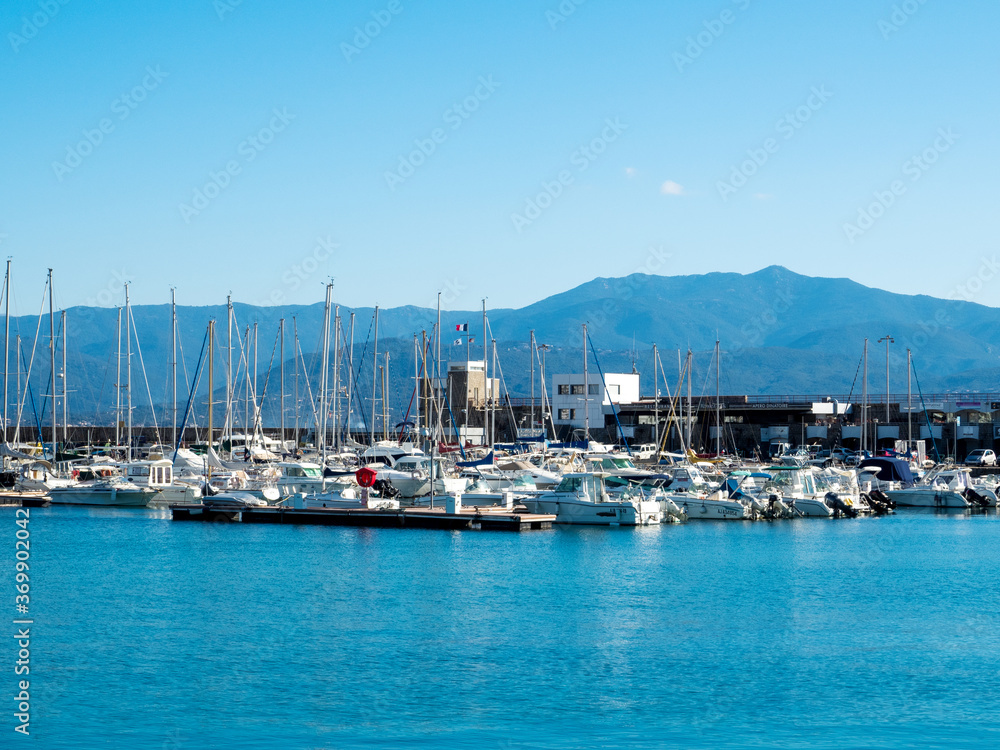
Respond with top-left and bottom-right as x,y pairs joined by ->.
859,457 -> 914,484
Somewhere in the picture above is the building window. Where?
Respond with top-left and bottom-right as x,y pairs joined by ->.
571,384 -> 585,395
558,384 -> 570,395
570,409 -> 577,419
558,409 -> 571,420
588,384 -> 600,395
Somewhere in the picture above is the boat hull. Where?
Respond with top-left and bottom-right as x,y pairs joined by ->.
48,488 -> 155,506
673,495 -> 748,520
524,495 -> 660,525
887,489 -> 969,508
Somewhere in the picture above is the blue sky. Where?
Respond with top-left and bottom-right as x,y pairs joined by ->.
1,0 -> 997,314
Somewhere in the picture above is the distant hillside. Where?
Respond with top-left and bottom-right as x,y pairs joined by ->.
3,266 -> 998,431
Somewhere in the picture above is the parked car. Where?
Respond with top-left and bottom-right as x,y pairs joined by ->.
964,449 -> 997,466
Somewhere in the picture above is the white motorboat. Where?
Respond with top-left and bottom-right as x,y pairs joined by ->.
275,462 -> 327,496
123,459 -> 202,505
287,486 -> 399,510
48,476 -> 157,506
887,467 -> 989,508
520,473 -> 660,526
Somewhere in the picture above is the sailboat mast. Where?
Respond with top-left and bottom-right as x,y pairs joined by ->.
293,316 -> 299,450
125,283 -> 132,463
279,318 -> 285,451
62,310 -> 67,449
653,343 -> 658,452
907,348 -> 912,450
582,323 -> 589,442
333,305 -> 340,452
347,312 -> 354,446
529,329 -> 535,435
226,295 -> 232,448
686,349 -> 692,452
371,305 -> 379,447
2,259 -> 9,445
207,320 -> 214,480
491,339 -> 497,448
169,288 -> 175,450
862,338 -> 868,455
715,339 -> 721,456
116,307 -> 122,450
482,299 -> 487,448
48,269 -> 56,459
253,321 -> 258,449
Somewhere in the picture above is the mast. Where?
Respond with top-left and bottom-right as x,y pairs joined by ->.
62,310 -> 67,450
862,338 -> 868,455
482,299 -> 487,447
2,259 -> 9,445
116,307 -> 122,450
226,294 -> 232,449
171,288 -> 177,450
529,329 -> 535,435
293,316 -> 300,451
383,351 -> 390,442
371,305 -> 379,447
413,334 -> 419,444
279,318 -> 285,451
907,348 -> 912,450
715,339 -> 721,456
653,343 -> 659,452
333,305 -> 340,452
48,269 -> 56,459
207,320 -> 214,480
346,312 -> 355,447
491,339 -> 497,448
14,335 -> 21,445
253,320 -> 258,449
582,323 -> 589,442
320,284 -> 332,455
685,349 -> 692,452
125,283 -> 132,463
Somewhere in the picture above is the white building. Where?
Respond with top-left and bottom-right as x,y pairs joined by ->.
551,373 -> 639,434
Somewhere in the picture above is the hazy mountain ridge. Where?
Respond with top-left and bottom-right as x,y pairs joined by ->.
5,266 -> 999,426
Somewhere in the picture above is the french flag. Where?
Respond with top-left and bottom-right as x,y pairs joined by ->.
456,323 -> 468,331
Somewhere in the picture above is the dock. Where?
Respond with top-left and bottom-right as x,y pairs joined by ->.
170,504 -> 555,532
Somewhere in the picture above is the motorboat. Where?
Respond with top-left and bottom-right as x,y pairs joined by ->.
887,466 -> 992,508
48,475 -> 158,506
520,473 -> 660,526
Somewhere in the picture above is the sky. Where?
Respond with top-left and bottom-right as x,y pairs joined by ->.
1,0 -> 998,315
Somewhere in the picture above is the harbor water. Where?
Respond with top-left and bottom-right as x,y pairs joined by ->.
8,506 -> 1000,749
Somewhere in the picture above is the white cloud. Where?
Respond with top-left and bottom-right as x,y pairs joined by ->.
660,180 -> 684,195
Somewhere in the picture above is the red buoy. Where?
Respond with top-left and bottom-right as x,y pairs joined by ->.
355,467 -> 377,487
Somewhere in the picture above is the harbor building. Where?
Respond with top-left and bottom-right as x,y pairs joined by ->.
551,373 -> 639,437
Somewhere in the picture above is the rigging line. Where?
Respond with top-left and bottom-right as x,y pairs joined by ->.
482,320 -> 519,434
910,358 -> 941,464
295,336 -> 321,434
172,327 -> 208,462
587,330 -> 631,456
14,278 -> 48,437
844,352 -> 864,407
248,328 -> 280,445
128,303 -> 162,445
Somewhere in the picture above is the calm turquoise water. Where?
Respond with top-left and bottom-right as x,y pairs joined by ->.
6,506 -> 1000,749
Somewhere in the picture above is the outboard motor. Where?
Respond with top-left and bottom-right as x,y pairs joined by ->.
767,493 -> 791,518
824,491 -> 858,518
964,487 -> 990,508
371,479 -> 400,499
868,488 -> 895,510
862,491 -> 891,516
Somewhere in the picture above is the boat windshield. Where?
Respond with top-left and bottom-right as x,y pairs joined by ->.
555,476 -> 583,493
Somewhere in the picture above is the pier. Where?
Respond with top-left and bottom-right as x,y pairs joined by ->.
170,504 -> 555,532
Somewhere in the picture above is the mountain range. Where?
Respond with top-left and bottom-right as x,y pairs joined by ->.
5,265 -> 999,429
